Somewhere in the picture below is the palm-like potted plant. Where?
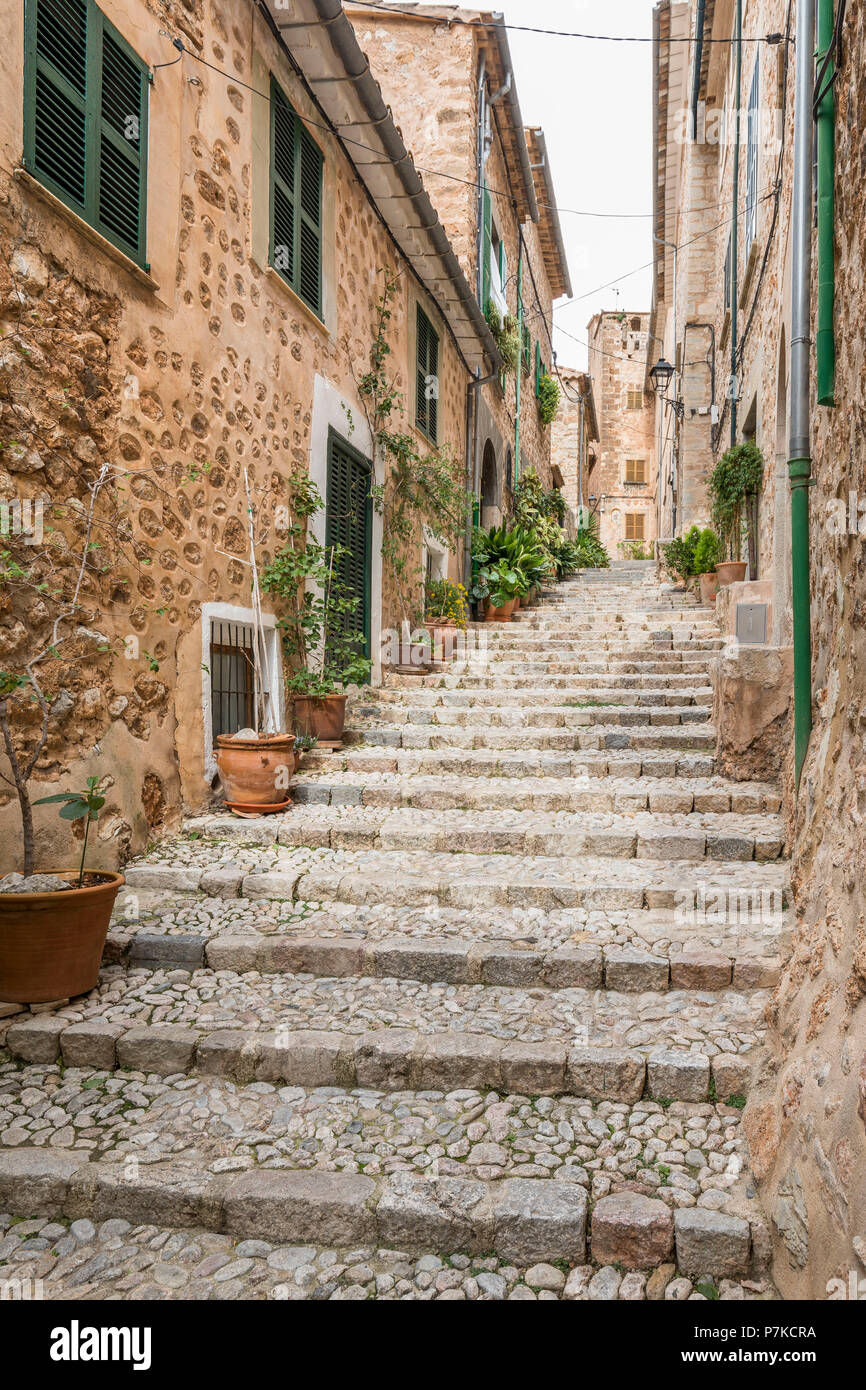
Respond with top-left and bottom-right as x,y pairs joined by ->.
709,442 -> 764,584
261,474 -> 371,747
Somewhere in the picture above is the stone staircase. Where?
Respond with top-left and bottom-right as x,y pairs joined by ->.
0,563 -> 784,1300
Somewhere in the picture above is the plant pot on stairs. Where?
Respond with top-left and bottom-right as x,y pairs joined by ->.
715,560 -> 748,587
215,731 -> 296,811
0,871 -> 124,1003
293,693 -> 348,746
699,571 -> 720,606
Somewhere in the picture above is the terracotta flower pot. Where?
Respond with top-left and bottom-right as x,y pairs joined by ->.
512,595 -> 521,612
0,871 -> 124,1003
427,621 -> 459,661
715,560 -> 748,587
484,597 -> 516,622
216,732 -> 295,806
293,693 -> 347,743
699,571 -> 720,606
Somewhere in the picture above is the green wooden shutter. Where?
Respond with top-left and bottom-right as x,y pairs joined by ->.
326,432 -> 371,659
416,305 -> 438,443
270,78 -> 323,316
481,181 -> 492,309
535,341 -> 541,396
24,0 -> 148,266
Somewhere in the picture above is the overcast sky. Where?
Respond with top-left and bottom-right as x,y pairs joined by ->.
418,0 -> 658,368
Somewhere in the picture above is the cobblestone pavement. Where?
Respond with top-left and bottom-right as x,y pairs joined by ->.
0,568 -> 788,1299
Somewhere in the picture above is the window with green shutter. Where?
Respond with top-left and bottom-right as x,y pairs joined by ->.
416,305 -> 439,443
269,77 -> 323,317
480,179 -> 492,310
520,307 -> 530,374
23,0 -> 149,267
325,430 -> 372,660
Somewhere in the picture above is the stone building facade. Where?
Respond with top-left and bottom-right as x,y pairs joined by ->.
585,311 -> 657,557
548,366 -> 598,524
344,4 -> 572,537
653,0 -> 866,1298
0,0 -> 497,868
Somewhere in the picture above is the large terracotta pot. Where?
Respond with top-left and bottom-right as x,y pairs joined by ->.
715,560 -> 748,587
699,571 -> 720,606
293,693 -> 347,743
428,621 -> 459,661
0,871 -> 124,1003
484,597 -> 516,622
216,732 -> 295,806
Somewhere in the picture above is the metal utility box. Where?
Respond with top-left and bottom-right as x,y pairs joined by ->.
735,602 -> 768,645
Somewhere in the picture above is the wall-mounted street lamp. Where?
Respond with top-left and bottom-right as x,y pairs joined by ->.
649,357 -> 684,419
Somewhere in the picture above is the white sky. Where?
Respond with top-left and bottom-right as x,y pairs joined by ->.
406,0 -> 659,369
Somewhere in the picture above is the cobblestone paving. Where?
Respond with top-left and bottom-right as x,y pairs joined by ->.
0,1212 -> 776,1300
10,965 -> 767,1053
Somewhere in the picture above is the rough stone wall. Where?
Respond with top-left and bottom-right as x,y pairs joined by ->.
586,311 -> 657,556
743,0 -> 866,1301
344,7 -> 556,505
549,367 -> 584,517
0,0 -> 468,871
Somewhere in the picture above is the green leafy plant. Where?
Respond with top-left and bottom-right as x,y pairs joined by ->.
537,370 -> 561,426
692,528 -> 722,575
484,301 -> 521,374
662,525 -> 702,583
260,472 -> 372,701
708,442 -> 764,560
571,511 -> 610,571
33,777 -> 105,888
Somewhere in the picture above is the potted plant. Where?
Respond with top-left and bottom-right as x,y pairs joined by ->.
214,468 -> 295,811
424,578 -> 468,661
693,528 -> 723,605
261,473 -> 372,748
537,370 -> 561,426
709,441 -> 764,584
661,525 -> 701,588
0,776 -> 123,1003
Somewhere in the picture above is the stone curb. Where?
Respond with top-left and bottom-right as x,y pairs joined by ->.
0,1152 -> 754,1273
113,929 -> 782,995
2,1017 -> 754,1101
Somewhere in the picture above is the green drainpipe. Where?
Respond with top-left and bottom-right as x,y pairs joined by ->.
515,243 -> 524,488
816,0 -> 836,405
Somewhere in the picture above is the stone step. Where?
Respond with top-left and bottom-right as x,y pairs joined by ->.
223,806 -> 784,864
349,722 -> 717,752
364,685 -> 714,707
302,746 -> 719,780
2,965 -> 765,1103
105,910 -> 784,995
121,845 -> 790,912
102,888 -> 789,980
413,658 -> 718,680
287,770 -> 781,815
386,664 -> 716,688
0,1063 -> 768,1282
349,704 -> 712,731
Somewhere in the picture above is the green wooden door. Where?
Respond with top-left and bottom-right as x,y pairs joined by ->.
325,430 -> 372,659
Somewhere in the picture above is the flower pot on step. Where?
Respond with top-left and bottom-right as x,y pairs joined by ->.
293,694 -> 347,744
699,571 -> 720,606
484,597 -> 516,621
714,560 -> 748,587
0,871 -> 124,1003
427,621 -> 459,662
216,732 -> 295,808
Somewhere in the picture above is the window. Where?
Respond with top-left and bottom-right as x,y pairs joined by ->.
520,307 -> 531,373
326,431 -> 372,659
416,305 -> 439,442
535,341 -> 548,398
269,76 -> 323,316
630,317 -> 642,332
23,0 -> 149,266
625,459 -> 647,485
626,387 -> 644,411
210,620 -> 256,740
745,60 -> 760,248
625,513 -> 645,541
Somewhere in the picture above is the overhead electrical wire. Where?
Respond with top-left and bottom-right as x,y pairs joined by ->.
344,0 -> 784,45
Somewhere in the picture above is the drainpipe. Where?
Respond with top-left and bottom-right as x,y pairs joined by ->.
475,53 -> 487,306
789,0 -> 816,789
815,0 -> 836,405
730,0 -> 743,447
577,392 -> 585,536
690,0 -> 707,136
514,243 -> 524,489
463,372 -> 478,587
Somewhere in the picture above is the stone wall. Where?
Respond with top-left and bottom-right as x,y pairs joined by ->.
743,0 -> 866,1300
0,0 -> 468,871
586,311 -> 657,556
